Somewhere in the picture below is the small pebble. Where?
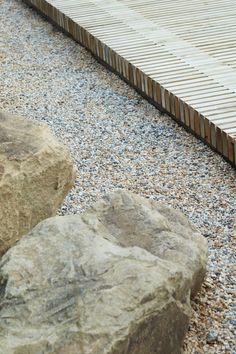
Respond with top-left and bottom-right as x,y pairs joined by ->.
206,330 -> 219,344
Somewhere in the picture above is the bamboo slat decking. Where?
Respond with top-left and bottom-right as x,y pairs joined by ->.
24,0 -> 236,166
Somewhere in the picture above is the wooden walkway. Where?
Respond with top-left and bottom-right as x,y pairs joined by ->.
24,0 -> 236,166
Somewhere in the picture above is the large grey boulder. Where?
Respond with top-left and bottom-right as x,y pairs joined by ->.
0,110 -> 76,256
0,190 -> 208,354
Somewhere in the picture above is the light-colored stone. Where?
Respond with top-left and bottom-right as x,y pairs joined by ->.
90,191 -> 208,298
0,110 -> 76,255
0,190 -> 208,354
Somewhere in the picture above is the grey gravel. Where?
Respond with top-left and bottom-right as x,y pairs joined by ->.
206,330 -> 219,344
0,1 -> 236,353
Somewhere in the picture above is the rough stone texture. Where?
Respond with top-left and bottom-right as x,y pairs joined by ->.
0,110 -> 76,255
0,190 -> 208,354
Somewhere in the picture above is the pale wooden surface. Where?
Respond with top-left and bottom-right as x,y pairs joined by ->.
25,0 -> 236,165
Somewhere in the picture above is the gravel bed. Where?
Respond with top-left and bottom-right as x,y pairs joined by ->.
0,1 -> 236,353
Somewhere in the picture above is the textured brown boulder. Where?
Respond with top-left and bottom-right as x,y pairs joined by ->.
0,110 -> 76,255
0,190 -> 208,354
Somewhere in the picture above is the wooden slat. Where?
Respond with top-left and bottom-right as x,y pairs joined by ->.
24,0 -> 236,166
